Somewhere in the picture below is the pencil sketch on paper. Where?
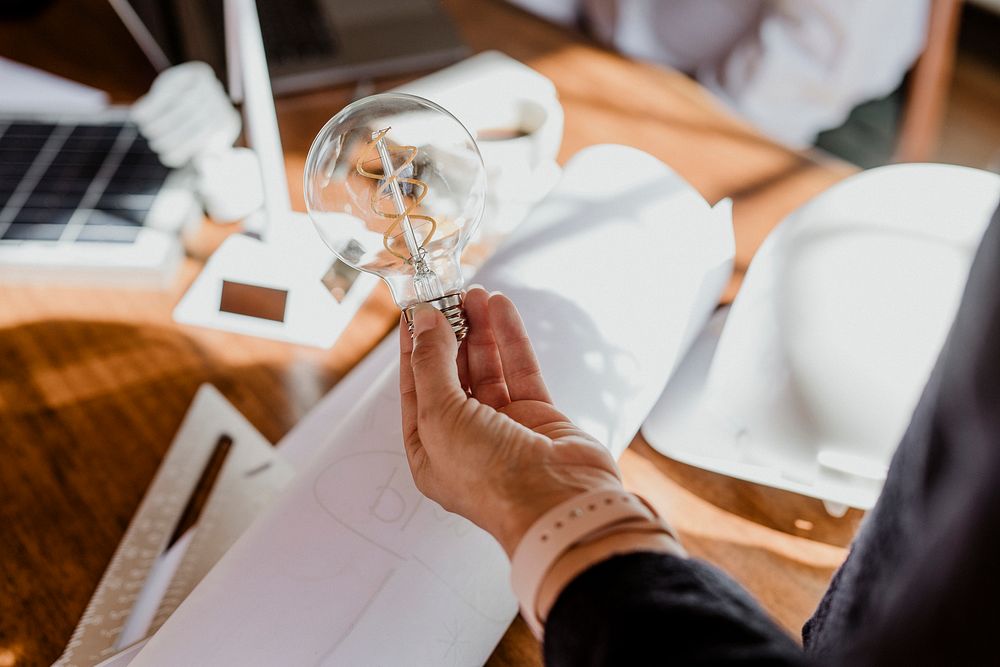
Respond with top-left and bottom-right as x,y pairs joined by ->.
438,616 -> 473,666
313,449 -> 426,558
312,448 -> 481,550
411,554 -> 511,625
316,567 -> 396,664
310,449 -> 510,622
316,556 -> 512,666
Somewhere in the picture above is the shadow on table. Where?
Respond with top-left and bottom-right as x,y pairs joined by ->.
629,438 -> 864,549
0,317 -> 326,667
683,534 -> 839,637
495,284 -> 641,449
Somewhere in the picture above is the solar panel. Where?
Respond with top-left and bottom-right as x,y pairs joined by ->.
0,119 -> 172,246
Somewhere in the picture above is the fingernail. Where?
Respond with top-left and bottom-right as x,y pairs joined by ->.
467,283 -> 485,292
412,304 -> 437,335
490,290 -> 504,297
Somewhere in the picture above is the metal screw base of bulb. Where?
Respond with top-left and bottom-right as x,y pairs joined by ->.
403,292 -> 469,342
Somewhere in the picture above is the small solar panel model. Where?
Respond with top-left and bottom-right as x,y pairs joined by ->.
0,110 -> 199,286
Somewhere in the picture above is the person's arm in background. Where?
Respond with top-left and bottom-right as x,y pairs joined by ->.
697,0 -> 931,148
505,0 -> 582,26
399,286 -> 806,664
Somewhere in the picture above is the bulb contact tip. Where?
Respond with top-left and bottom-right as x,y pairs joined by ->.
404,292 -> 468,342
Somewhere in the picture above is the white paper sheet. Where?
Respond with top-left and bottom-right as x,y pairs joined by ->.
279,332 -> 395,470
0,57 -> 109,112
133,144 -> 734,666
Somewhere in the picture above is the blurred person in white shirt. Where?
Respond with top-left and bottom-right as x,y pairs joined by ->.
508,0 -> 931,149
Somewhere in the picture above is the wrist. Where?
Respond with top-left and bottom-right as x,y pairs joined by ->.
509,489 -> 680,637
535,530 -> 684,623
493,491 -> 577,558
493,478 -> 626,557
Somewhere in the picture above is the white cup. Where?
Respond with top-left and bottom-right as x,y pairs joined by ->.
455,96 -> 563,239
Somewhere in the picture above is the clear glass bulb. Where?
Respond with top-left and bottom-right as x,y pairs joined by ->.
304,93 -> 487,339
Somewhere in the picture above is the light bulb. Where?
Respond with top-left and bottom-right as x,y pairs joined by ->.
304,93 -> 487,339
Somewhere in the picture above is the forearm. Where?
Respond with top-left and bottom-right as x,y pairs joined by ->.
504,0 -> 581,26
535,530 -> 685,622
544,551 -> 808,665
512,490 -> 805,664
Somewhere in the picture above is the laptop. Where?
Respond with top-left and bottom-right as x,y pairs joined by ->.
111,0 -> 469,95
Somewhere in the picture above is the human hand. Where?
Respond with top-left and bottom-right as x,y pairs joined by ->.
398,286 -> 624,557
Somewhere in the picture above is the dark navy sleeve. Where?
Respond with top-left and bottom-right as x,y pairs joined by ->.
806,200 -> 1000,666
543,552 -> 807,666
543,200 -> 1000,667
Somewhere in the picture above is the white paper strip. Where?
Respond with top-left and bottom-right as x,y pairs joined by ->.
0,56 -> 109,113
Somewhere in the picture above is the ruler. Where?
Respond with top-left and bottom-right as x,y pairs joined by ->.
56,384 -> 292,667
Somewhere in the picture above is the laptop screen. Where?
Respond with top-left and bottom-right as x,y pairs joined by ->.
110,0 -> 466,96
112,0 -> 228,86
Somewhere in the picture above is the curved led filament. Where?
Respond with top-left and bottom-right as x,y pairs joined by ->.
356,128 -> 438,261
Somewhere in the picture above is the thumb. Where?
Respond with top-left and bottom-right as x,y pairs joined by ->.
410,304 -> 465,410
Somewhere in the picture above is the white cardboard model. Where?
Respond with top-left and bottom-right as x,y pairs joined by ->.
643,163 -> 1000,511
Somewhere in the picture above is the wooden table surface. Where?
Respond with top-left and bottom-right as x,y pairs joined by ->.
0,1 -> 861,665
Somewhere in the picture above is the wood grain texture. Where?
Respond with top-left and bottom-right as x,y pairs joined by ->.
0,1 -> 858,665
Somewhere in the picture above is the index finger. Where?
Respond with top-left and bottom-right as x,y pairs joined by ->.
488,293 -> 552,404
398,316 -> 419,454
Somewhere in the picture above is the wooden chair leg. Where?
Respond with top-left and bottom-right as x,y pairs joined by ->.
894,0 -> 964,163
